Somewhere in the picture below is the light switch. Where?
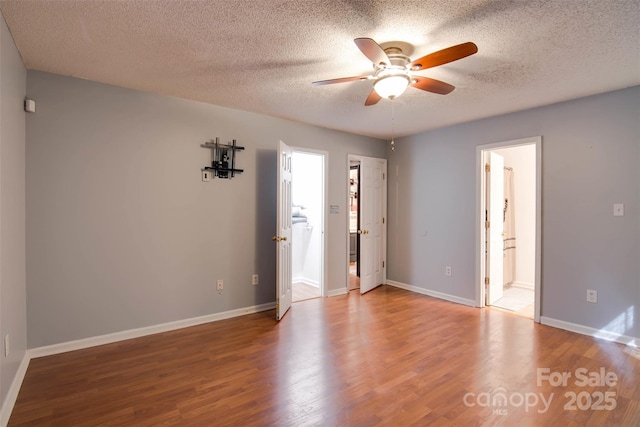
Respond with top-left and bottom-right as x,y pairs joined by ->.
613,204 -> 624,217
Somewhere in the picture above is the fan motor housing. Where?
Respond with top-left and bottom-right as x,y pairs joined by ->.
384,47 -> 411,68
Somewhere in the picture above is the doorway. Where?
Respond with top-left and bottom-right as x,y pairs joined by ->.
347,155 -> 387,295
349,162 -> 360,290
477,137 -> 541,321
291,150 -> 326,303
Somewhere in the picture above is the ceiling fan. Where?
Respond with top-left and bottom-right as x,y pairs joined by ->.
312,38 -> 478,106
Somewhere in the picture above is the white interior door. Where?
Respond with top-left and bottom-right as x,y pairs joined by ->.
359,157 -> 386,294
486,151 -> 504,305
275,140 -> 292,320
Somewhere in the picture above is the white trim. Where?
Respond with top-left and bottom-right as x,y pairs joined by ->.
541,316 -> 639,348
0,302 -> 275,423
386,281 -> 640,349
510,281 -> 535,290
476,137 -> 542,323
0,352 -> 30,427
327,288 -> 348,297
29,302 -> 275,359
386,280 -> 476,307
292,277 -> 319,288
534,140 -> 542,323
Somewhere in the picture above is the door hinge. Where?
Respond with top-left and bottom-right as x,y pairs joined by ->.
485,221 -> 490,229
484,277 -> 489,285
382,172 -> 385,180
382,261 -> 385,268
485,163 -> 490,172
382,217 -> 385,224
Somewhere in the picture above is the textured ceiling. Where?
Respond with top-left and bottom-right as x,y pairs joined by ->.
1,0 -> 639,139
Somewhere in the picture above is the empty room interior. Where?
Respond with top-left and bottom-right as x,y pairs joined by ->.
0,1 -> 639,425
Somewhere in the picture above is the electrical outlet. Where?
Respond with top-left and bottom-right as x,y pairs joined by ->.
613,204 -> 624,216
586,289 -> 597,303
445,266 -> 452,276
216,279 -> 224,291
202,170 -> 211,182
252,274 -> 259,285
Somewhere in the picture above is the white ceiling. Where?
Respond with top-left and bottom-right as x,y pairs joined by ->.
1,0 -> 639,139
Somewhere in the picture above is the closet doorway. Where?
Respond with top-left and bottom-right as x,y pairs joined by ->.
477,137 -> 541,321
349,161 -> 360,290
347,155 -> 387,294
291,149 -> 326,303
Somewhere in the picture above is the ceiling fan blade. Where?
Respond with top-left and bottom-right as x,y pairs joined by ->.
364,90 -> 382,106
410,42 -> 478,70
411,76 -> 455,95
312,75 -> 369,86
354,38 -> 390,66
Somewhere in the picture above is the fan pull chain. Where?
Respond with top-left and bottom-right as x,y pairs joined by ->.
390,101 -> 396,152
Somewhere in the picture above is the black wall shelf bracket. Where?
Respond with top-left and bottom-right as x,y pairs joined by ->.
201,137 -> 244,179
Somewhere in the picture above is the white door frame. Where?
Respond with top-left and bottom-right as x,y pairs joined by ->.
476,137 -> 542,322
291,147 -> 328,298
346,155 -> 387,293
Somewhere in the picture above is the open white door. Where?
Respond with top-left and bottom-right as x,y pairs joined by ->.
275,140 -> 292,320
485,151 -> 504,305
359,157 -> 386,294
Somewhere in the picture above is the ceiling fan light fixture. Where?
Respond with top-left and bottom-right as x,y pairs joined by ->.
313,38 -> 478,106
373,73 -> 410,100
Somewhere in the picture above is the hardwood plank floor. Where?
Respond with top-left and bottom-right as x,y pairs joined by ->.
9,286 -> 640,426
292,282 -> 320,302
349,262 -> 359,291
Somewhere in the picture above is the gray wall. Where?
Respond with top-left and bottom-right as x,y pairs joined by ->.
26,71 -> 385,348
0,14 -> 27,407
387,87 -> 640,338
21,65 -> 640,349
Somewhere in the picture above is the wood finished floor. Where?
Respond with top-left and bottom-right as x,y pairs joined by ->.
10,286 -> 640,426
349,262 -> 359,290
292,282 -> 320,302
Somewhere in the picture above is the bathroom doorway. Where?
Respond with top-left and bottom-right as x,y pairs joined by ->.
291,150 -> 326,302
477,137 -> 541,321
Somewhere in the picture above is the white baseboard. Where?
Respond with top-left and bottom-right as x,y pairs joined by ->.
386,280 -> 476,307
2,302 -> 275,424
29,302 -> 276,359
0,352 -> 30,427
540,316 -> 639,348
293,278 -> 319,288
511,281 -> 534,290
327,287 -> 348,297
387,282 -> 639,348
